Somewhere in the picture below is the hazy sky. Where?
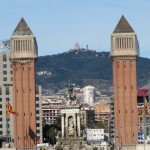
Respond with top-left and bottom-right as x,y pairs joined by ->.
0,0 -> 150,58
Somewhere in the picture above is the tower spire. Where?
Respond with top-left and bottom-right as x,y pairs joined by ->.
12,18 -> 33,36
113,15 -> 134,33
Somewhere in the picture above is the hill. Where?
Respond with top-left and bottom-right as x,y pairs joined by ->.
35,50 -> 150,94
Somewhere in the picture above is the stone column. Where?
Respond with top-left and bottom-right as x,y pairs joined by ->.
77,113 -> 81,137
61,114 -> 64,138
65,115 -> 68,138
73,114 -> 76,137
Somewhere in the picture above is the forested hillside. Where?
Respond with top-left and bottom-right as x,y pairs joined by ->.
35,50 -> 150,93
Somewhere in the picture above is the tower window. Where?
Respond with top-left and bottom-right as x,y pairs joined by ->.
119,110 -> 120,113
126,110 -> 127,113
125,86 -> 126,90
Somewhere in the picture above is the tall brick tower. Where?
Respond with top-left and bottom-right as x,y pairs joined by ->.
10,18 -> 38,148
110,16 -> 139,149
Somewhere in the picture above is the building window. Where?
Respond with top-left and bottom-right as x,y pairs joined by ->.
3,64 -> 7,68
36,104 -> 39,107
36,123 -> 40,127
0,98 -> 2,102
0,118 -> 2,121
36,117 -> 40,120
36,130 -> 40,134
0,111 -> 2,115
0,87 -> 2,95
0,131 -> 3,134
6,86 -> 9,95
0,104 -> 2,108
3,71 -> 7,75
36,97 -> 39,101
6,98 -> 10,102
3,77 -> 7,81
36,87 -> 39,94
0,124 -> 3,128
36,110 -> 39,114
3,54 -> 7,62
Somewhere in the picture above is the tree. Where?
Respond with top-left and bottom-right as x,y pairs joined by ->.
48,127 -> 57,145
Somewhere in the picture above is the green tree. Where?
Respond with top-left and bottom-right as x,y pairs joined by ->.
47,127 -> 57,145
93,147 -> 98,150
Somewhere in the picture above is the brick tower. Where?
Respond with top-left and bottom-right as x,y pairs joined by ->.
110,16 -> 139,149
10,18 -> 38,148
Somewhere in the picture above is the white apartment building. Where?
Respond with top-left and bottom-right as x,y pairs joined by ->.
35,85 -> 43,143
86,128 -> 105,141
42,98 -> 64,125
83,85 -> 95,104
0,49 -> 14,145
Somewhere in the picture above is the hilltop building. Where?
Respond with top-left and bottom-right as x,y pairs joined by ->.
10,18 -> 38,148
110,15 -> 139,149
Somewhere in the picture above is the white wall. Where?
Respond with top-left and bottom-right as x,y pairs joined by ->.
86,128 -> 104,141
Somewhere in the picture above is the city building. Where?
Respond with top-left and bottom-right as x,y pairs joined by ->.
109,97 -> 115,144
94,102 -> 110,128
86,128 -> 105,142
80,103 -> 95,128
0,47 -> 13,147
137,88 -> 150,142
83,85 -> 95,104
10,18 -> 38,148
42,97 -> 64,125
35,85 -> 43,144
110,15 -> 139,149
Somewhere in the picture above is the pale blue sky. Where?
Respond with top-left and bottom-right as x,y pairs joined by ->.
0,0 -> 150,57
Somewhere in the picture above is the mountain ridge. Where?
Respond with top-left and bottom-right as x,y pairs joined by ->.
35,50 -> 150,94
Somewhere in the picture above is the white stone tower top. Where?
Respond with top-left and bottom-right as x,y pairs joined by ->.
110,15 -> 139,58
10,18 -> 38,63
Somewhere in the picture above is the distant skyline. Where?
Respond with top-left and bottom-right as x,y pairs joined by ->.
0,0 -> 150,58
